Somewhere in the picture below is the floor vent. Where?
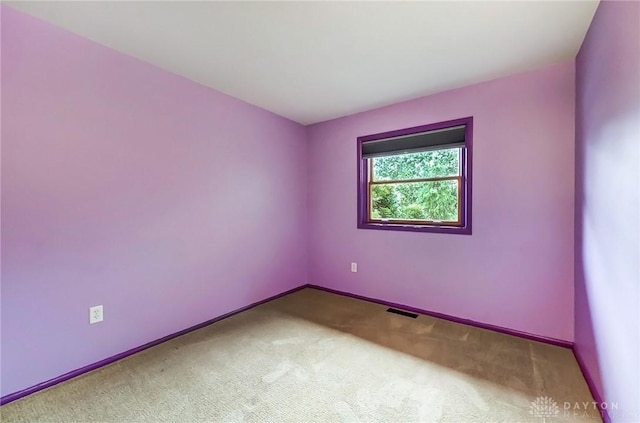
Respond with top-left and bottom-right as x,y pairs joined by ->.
386,308 -> 418,319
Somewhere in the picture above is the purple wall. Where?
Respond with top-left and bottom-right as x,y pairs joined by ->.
575,1 -> 640,421
307,62 -> 576,342
7,0 -> 637,408
1,6 -> 307,397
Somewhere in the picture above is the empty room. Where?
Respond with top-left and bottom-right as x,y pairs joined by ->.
1,1 -> 638,422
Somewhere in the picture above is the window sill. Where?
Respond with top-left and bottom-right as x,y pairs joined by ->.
358,222 -> 471,235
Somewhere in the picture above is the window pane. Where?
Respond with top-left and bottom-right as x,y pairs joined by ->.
372,148 -> 460,181
370,180 -> 459,222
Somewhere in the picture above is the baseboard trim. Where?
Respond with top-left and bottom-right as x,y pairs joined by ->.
2,283 -> 587,410
307,284 -> 574,349
573,347 -> 610,423
0,284 -> 307,406
315,283 -> 610,421
307,286 -> 615,419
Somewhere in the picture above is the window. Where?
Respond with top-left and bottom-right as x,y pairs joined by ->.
357,117 -> 472,234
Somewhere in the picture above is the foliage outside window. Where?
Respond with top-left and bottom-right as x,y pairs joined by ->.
357,117 -> 472,234
369,148 -> 461,224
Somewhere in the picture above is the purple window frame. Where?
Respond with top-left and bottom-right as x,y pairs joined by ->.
357,116 -> 473,235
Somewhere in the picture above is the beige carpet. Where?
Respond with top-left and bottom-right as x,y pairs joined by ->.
1,288 -> 601,422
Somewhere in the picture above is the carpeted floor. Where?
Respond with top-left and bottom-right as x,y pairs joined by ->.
1,288 -> 601,422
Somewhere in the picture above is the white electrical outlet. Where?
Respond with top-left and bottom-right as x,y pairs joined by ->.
351,262 -> 358,273
89,305 -> 103,324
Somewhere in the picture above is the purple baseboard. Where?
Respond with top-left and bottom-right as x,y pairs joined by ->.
307,284 -> 574,348
2,282 -> 606,422
309,285 -> 614,422
573,347 -> 611,423
0,285 -> 307,406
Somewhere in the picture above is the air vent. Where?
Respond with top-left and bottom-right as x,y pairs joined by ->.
386,308 -> 418,319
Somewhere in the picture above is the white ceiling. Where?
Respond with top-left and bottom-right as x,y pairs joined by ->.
6,1 -> 599,125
